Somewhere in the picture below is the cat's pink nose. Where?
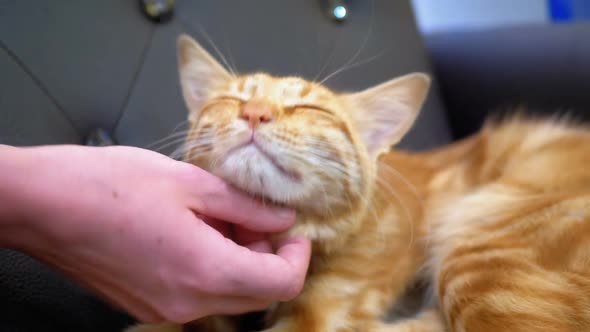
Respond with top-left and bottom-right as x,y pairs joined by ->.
240,100 -> 274,129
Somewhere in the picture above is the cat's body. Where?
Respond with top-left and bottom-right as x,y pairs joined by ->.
425,118 -> 590,332
126,35 -> 590,332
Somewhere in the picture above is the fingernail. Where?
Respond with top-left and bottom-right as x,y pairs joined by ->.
275,207 -> 296,220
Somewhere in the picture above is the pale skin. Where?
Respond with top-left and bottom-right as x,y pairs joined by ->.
0,144 -> 311,324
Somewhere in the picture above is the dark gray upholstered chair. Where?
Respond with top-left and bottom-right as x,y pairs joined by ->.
426,22 -> 590,139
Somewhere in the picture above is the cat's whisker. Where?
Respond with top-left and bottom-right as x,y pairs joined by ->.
378,162 -> 424,209
299,138 -> 359,160
148,133 -> 195,153
285,149 -> 349,176
177,14 -> 237,76
222,29 -> 238,76
151,127 -> 215,153
375,177 -> 415,252
331,175 -> 388,255
318,0 -> 376,85
145,121 -> 191,150
171,135 -> 214,152
356,188 -> 385,244
171,146 -> 196,161
319,180 -> 335,218
176,142 -> 215,157
169,138 -> 215,160
297,141 -> 418,250
313,160 -> 390,250
177,144 -> 214,156
175,130 -> 243,161
153,136 -> 194,154
312,31 -> 342,82
300,137 -> 341,149
279,151 -> 358,212
148,131 -> 192,151
169,141 -> 191,160
318,51 -> 386,86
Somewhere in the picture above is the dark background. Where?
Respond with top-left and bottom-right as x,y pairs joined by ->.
0,0 -> 451,152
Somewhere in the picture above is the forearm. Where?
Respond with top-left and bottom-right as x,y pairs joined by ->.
0,145 -> 42,249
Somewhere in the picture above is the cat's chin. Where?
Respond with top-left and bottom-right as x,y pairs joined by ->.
217,144 -> 308,206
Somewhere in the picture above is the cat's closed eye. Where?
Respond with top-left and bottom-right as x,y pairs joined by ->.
281,105 -> 336,119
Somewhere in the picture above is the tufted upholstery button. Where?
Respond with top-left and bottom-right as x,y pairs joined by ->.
139,0 -> 175,23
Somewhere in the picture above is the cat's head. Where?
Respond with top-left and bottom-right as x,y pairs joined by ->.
178,34 -> 430,226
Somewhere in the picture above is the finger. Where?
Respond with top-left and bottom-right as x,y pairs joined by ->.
271,236 -> 312,301
181,166 -> 295,232
200,219 -> 271,251
245,240 -> 273,253
211,236 -> 311,301
233,226 -> 267,245
234,226 -> 272,253
200,215 -> 233,239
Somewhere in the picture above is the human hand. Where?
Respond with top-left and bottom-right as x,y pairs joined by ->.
0,145 -> 310,323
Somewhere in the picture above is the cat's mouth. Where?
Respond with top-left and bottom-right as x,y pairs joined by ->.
228,141 -> 301,182
216,132 -> 308,205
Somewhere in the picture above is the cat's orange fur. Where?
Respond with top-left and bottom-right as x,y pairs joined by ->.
126,35 -> 590,332
423,118 -> 590,332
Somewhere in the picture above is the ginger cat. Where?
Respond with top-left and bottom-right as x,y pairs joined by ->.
127,35 -> 590,332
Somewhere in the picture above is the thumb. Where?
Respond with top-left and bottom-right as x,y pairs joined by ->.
210,235 -> 311,301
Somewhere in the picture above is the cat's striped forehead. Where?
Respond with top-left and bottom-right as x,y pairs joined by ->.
224,73 -> 334,107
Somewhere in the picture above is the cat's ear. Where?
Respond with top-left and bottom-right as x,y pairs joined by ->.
346,73 -> 431,158
177,34 -> 232,120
